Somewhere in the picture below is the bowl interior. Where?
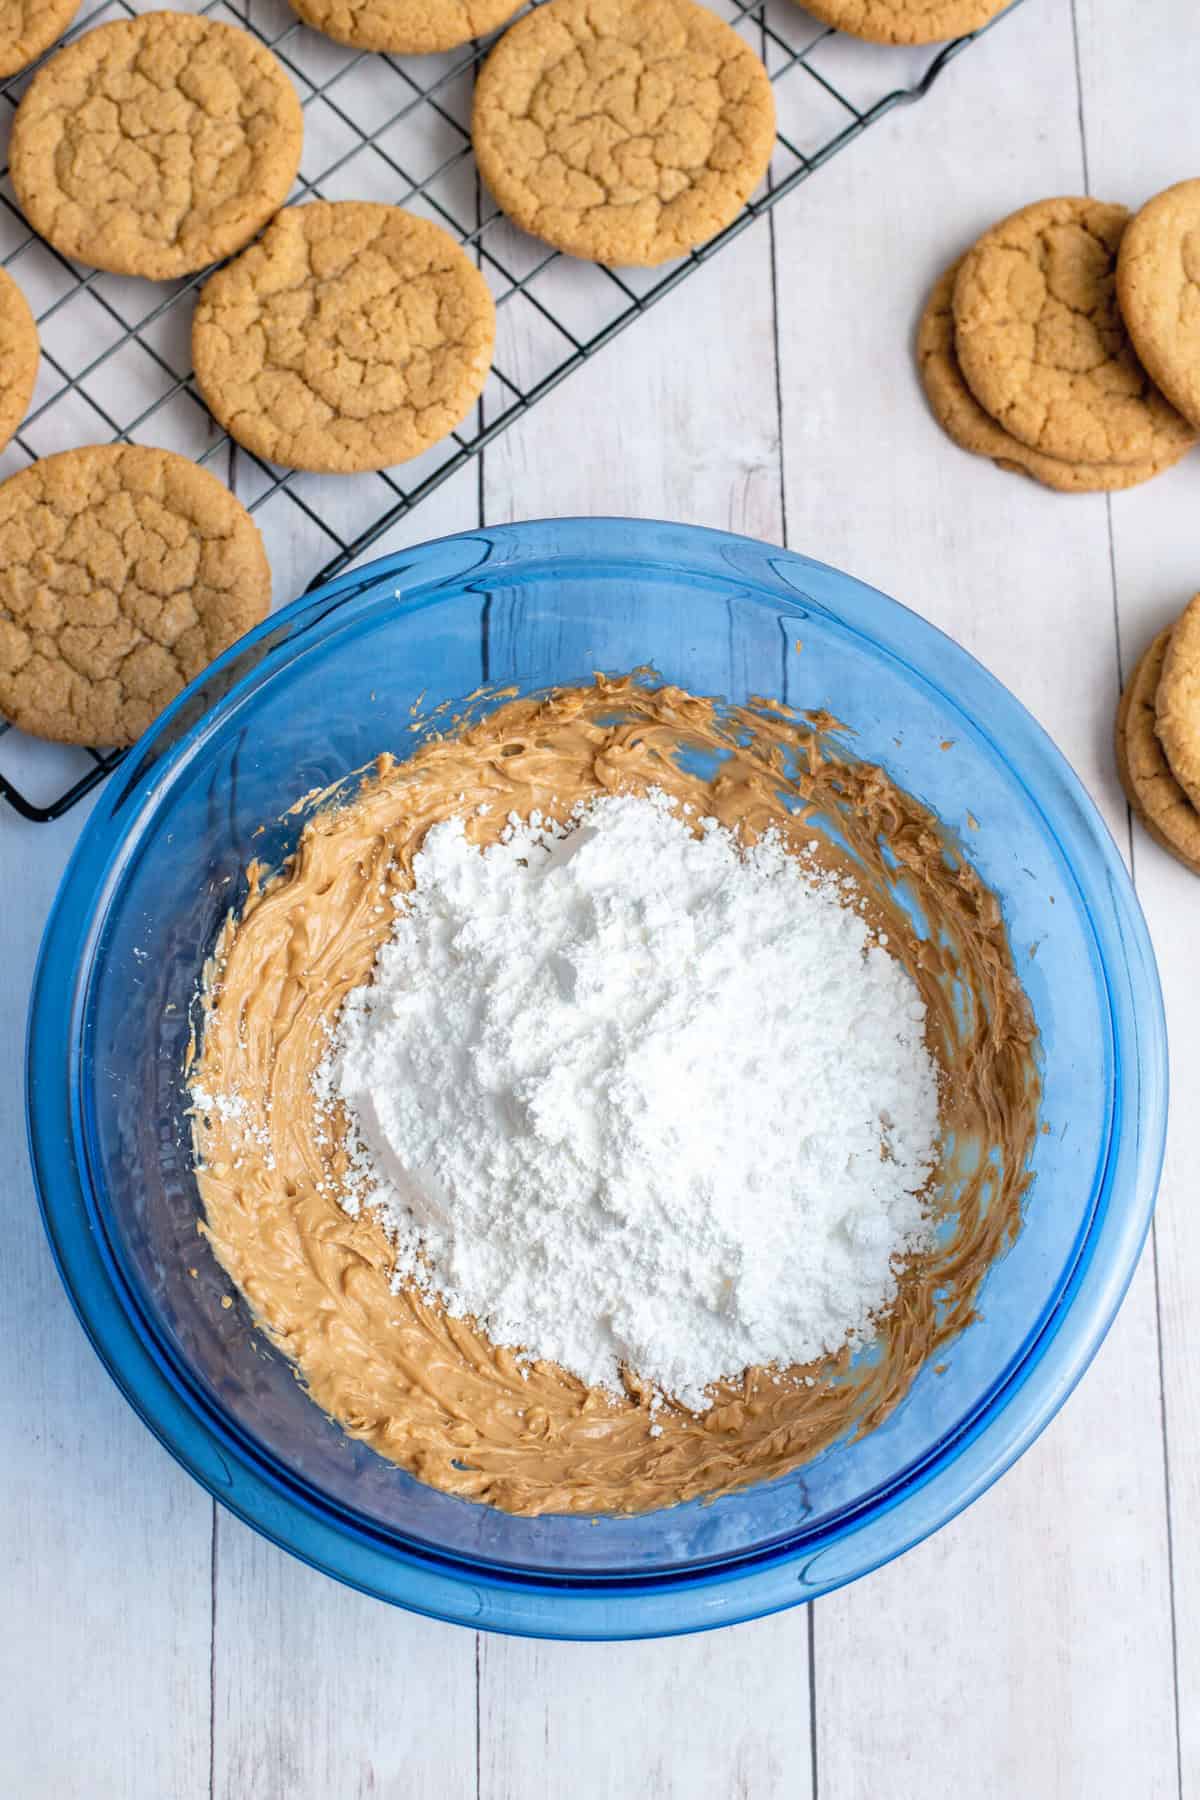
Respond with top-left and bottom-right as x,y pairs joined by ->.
74,523 -> 1114,1580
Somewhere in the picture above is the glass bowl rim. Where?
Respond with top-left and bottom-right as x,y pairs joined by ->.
25,516 -> 1167,1640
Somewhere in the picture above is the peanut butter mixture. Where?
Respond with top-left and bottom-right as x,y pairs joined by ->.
191,677 -> 1040,1516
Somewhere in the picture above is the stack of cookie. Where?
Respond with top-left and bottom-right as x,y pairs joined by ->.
1117,597 -> 1200,876
919,189 -> 1200,493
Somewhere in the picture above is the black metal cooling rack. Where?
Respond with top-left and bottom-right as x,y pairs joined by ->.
0,0 -> 1025,822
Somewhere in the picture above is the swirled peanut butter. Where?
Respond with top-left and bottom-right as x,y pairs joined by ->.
190,678 -> 1040,1516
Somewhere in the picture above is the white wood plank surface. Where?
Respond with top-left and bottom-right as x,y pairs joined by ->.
2,0 -> 1195,1795
771,1 -> 1182,1791
1,805 -> 213,1800
1071,16 -> 1198,1789
478,1613 -> 813,1800
212,1527 -> 477,1800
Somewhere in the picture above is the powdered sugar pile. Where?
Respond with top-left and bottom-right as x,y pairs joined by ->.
318,790 -> 940,1410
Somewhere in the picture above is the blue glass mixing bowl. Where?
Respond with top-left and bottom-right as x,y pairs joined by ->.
26,518 -> 1166,1639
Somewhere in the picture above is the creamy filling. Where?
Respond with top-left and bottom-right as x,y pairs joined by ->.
189,676 -> 1040,1517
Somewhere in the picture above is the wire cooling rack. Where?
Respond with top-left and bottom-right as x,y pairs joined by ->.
0,0 -> 1024,822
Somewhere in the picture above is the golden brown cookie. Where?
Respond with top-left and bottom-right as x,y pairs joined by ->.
472,0 -> 775,268
0,0 -> 79,78
917,258 -> 1186,492
1154,593 -> 1200,814
795,0 -> 1008,45
953,197 -> 1198,467
1117,180 -> 1200,433
1115,628 -> 1200,875
0,446 -> 271,747
9,14 -> 303,281
192,202 -> 496,474
0,269 -> 38,455
287,0 -> 521,55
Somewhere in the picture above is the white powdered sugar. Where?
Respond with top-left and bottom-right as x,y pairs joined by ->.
317,790 -> 941,1410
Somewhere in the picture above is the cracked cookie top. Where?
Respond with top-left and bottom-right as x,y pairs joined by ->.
0,269 -> 39,457
286,0 -> 523,56
0,0 -> 80,79
192,201 -> 496,474
952,196 -> 1197,468
917,256 -> 1185,493
472,0 -> 775,268
1117,179 -> 1200,433
797,0 -> 1010,45
9,12 -> 303,281
0,445 -> 271,746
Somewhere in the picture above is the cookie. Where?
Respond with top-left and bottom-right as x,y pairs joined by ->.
917,258 -> 1185,492
795,0 -> 1009,46
0,445 -> 270,747
953,197 -> 1198,467
0,0 -> 79,78
0,269 -> 39,455
9,14 -> 303,281
287,0 -> 521,55
1116,180 -> 1200,432
1154,592 -> 1200,814
193,202 -> 496,474
1115,628 -> 1200,875
472,0 -> 776,268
